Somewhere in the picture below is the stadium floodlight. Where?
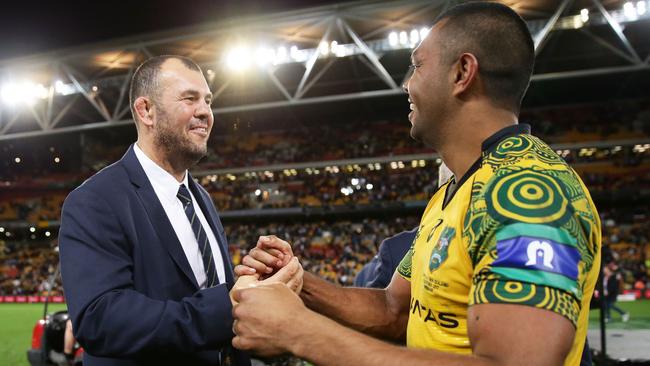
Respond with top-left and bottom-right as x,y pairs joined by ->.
1,81 -> 48,106
14,157 -> 21,163
624,1 -> 638,20
572,15 -> 584,29
330,41 -> 338,53
419,27 -> 429,41
580,8 -> 589,22
54,80 -> 76,95
399,31 -> 408,45
255,47 -> 276,67
319,41 -> 329,56
276,46 -> 287,63
225,46 -> 252,71
290,45 -> 299,60
330,41 -> 346,57
388,31 -> 398,46
410,29 -> 419,45
638,1 -> 647,15
54,157 -> 61,163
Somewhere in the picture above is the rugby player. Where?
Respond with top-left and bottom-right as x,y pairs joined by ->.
231,3 -> 601,365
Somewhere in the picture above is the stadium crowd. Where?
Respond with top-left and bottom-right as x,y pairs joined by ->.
0,98 -> 649,299
1,98 -> 648,179
1,151 -> 648,221
1,212 -> 648,297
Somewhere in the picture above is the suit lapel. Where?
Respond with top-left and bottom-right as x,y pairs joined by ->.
187,176 -> 235,287
121,145 -> 199,290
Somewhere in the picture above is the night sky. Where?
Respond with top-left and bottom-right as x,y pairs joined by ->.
0,0 -> 343,61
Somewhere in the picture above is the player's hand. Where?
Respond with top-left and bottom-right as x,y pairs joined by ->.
230,257 -> 303,306
235,235 -> 294,279
231,282 -> 309,356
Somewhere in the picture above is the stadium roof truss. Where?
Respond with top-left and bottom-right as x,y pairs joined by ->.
0,0 -> 649,141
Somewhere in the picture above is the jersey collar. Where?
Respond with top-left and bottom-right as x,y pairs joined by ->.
442,123 -> 531,209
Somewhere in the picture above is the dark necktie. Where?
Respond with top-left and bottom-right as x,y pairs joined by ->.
176,184 -> 219,287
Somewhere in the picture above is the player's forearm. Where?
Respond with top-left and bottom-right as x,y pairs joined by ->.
289,309 -> 496,366
300,272 -> 406,340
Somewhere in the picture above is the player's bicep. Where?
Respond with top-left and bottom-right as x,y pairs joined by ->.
386,271 -> 411,310
468,303 -> 574,366
471,222 -> 586,325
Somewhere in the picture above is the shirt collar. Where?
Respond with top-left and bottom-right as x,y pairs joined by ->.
481,123 -> 531,152
133,143 -> 189,202
441,123 -> 531,209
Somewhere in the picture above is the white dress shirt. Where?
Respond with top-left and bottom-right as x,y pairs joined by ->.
134,143 -> 226,288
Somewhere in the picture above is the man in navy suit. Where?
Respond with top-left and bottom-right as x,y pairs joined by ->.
59,55 -> 299,366
354,228 -> 416,289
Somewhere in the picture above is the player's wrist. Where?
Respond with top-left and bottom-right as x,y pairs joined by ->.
285,308 -> 320,357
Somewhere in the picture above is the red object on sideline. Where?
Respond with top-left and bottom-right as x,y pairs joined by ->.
31,319 -> 46,350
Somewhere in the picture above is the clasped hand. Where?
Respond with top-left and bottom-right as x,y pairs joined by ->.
230,236 -> 309,356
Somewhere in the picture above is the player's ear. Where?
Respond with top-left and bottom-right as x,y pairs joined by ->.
451,53 -> 479,97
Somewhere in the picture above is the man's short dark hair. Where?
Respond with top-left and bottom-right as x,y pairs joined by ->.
129,55 -> 202,125
433,2 -> 535,113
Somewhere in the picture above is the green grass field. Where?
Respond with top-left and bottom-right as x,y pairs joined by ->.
1,301 -> 649,365
1,303 -> 67,366
589,300 -> 650,330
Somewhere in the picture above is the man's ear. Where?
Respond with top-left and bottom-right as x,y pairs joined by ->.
133,96 -> 155,128
451,53 -> 479,97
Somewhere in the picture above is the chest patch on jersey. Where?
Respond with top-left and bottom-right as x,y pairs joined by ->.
429,226 -> 456,272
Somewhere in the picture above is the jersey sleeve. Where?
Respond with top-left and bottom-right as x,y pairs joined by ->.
464,166 -> 598,326
397,246 -> 414,281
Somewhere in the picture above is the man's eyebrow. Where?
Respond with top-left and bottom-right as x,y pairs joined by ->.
181,89 -> 212,99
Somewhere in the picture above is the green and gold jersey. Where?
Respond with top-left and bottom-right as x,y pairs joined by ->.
397,124 -> 601,366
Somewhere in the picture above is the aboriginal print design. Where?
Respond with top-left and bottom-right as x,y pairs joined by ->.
471,271 -> 580,325
463,134 -> 599,326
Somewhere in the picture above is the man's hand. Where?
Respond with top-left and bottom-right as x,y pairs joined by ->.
230,257 -> 303,306
235,235 -> 294,279
231,282 -> 312,357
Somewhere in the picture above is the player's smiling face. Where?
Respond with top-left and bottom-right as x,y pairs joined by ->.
404,22 -> 452,149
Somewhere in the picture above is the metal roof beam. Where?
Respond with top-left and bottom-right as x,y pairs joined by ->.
294,18 -> 335,99
534,0 -> 573,55
592,0 -> 643,64
340,18 -> 399,90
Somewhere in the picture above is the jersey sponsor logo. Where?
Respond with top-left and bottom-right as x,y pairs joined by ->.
428,226 -> 455,272
410,297 -> 459,328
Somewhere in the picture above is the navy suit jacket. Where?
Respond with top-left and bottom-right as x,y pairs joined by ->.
354,228 -> 416,288
59,145 -> 250,366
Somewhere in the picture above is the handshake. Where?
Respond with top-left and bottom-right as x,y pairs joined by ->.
229,235 -> 313,357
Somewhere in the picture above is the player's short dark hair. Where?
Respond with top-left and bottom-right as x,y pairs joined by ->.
433,2 -> 534,113
129,55 -> 202,125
